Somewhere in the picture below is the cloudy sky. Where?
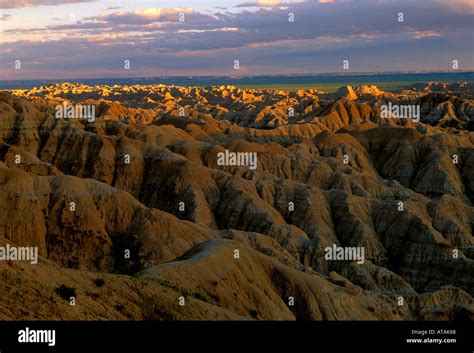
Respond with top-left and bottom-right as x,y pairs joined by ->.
0,0 -> 473,79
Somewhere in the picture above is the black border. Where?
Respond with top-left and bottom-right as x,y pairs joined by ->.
0,321 -> 472,353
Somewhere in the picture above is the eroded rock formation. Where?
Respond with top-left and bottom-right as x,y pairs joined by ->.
0,83 -> 472,320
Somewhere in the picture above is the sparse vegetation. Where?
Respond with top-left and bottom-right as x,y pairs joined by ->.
93,278 -> 105,287
86,291 -> 100,299
55,284 -> 76,301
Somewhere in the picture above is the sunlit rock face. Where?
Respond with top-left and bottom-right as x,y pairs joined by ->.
0,83 -> 472,320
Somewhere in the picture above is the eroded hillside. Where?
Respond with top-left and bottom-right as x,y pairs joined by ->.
0,83 -> 472,320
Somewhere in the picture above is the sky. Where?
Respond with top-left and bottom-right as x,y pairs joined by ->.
0,0 -> 473,79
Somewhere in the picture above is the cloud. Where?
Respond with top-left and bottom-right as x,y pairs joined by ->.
434,0 -> 474,14
93,7 -> 211,26
1,0 -> 473,78
0,0 -> 97,9
10,1 -> 473,43
2,28 -> 470,80
410,31 -> 441,39
237,0 -> 338,5
119,7 -> 192,21
236,0 -> 286,7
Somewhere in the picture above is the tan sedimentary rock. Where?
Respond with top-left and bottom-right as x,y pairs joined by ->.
0,83 -> 472,320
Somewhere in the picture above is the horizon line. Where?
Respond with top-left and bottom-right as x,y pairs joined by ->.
1,70 -> 473,83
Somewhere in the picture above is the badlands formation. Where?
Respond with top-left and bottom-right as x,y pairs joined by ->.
0,82 -> 473,320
